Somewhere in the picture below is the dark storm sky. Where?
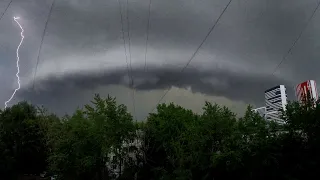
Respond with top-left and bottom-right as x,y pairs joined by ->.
1,0 -> 320,119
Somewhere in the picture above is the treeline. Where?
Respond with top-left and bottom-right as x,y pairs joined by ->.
1,94 -> 320,180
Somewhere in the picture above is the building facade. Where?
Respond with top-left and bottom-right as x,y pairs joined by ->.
295,80 -> 318,104
264,85 -> 288,124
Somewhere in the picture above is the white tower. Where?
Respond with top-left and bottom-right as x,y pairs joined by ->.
264,85 -> 288,124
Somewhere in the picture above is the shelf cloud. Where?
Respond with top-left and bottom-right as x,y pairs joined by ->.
1,0 -> 320,119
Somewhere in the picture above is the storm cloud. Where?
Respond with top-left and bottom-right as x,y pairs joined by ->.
1,0 -> 320,119
20,64 -> 292,104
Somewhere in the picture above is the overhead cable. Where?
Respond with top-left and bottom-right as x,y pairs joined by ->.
271,0 -> 320,75
147,0 -> 234,115
32,0 -> 56,90
0,0 -> 13,22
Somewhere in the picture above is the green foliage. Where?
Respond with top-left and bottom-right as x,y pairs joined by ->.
0,102 -> 49,179
48,94 -> 136,180
139,99 -> 320,180
141,103 -> 198,179
2,94 -> 320,180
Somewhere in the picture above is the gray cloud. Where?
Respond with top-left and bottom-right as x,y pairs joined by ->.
1,0 -> 320,117
18,64 -> 295,107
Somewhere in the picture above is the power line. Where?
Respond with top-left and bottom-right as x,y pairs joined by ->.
118,0 -> 136,121
32,0 -> 56,90
117,0 -> 130,76
271,0 -> 320,75
144,0 -> 152,72
0,0 -> 13,22
180,0 -> 233,73
148,0 -> 234,115
126,0 -> 133,81
126,0 -> 137,121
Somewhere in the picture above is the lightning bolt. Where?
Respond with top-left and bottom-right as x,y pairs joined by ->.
4,17 -> 24,109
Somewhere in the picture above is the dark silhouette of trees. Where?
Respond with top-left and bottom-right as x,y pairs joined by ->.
1,94 -> 320,180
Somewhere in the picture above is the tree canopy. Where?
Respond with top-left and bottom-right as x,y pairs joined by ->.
1,94 -> 320,180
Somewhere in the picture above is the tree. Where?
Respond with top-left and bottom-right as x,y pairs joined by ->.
0,102 -> 48,179
232,106 -> 282,180
139,103 -> 199,179
3,94 -> 320,180
194,102 -> 239,180
140,102 -> 240,180
48,94 -> 136,180
279,98 -> 320,180
139,102 -> 286,180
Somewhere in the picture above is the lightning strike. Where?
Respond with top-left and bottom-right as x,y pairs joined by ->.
4,17 -> 24,109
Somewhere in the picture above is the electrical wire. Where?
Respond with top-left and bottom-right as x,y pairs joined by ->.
144,0 -> 152,72
271,0 -> 320,75
118,0 -> 137,121
32,0 -> 56,90
0,0 -> 12,22
126,0 -> 133,82
118,0 -> 130,78
147,0 -> 234,115
126,0 -> 137,121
